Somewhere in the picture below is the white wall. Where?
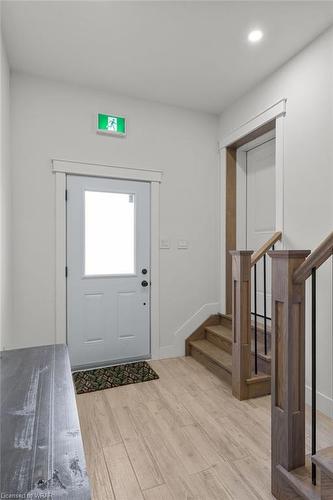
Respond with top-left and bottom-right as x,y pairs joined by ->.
9,73 -> 219,356
219,27 -> 333,416
0,13 -> 11,351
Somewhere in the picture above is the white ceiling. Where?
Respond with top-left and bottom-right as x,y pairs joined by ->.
2,1 -> 333,114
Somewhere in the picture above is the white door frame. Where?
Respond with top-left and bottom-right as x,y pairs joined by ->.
52,159 -> 163,359
236,128 -> 276,249
218,98 -> 287,313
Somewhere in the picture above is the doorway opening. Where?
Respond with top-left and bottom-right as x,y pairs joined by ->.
221,100 -> 286,316
236,129 -> 276,323
53,159 -> 162,367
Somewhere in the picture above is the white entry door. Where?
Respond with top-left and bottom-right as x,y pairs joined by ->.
246,137 -> 276,317
67,175 -> 151,369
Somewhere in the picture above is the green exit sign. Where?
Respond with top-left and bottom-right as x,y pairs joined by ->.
97,113 -> 126,136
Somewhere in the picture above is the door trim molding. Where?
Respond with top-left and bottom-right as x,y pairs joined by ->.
53,159 -> 163,183
218,98 -> 286,150
219,98 -> 286,314
53,160 -> 161,360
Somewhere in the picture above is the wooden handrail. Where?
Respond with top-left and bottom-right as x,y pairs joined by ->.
251,231 -> 282,267
293,231 -> 333,284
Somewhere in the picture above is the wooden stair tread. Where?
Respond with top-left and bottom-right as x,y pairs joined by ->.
312,446 -> 333,479
189,339 -> 232,373
220,313 -> 232,321
206,325 -> 271,356
277,464 -> 320,500
205,324 -> 232,341
246,373 -> 271,385
218,313 -> 233,329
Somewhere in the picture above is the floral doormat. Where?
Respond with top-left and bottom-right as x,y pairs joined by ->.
73,361 -> 159,394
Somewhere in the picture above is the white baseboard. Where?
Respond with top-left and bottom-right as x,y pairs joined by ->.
157,302 -> 220,360
158,343 -> 183,359
306,385 -> 333,418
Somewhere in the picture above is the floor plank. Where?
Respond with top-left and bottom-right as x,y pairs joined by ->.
146,398 -> 209,474
232,455 -> 274,500
112,406 -> 164,491
103,442 -> 144,500
93,391 -> 122,447
76,356 -> 333,500
143,483 -> 175,500
189,467 -> 233,499
87,450 -> 115,500
211,460 -> 260,500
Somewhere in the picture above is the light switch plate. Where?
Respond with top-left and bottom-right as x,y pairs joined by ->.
178,239 -> 189,249
160,239 -> 170,249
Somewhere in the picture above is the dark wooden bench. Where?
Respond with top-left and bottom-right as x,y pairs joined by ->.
0,344 -> 91,499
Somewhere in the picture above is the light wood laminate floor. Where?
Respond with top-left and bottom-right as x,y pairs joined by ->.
76,356 -> 333,500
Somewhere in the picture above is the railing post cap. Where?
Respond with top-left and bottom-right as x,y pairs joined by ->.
229,250 -> 254,256
268,250 -> 311,259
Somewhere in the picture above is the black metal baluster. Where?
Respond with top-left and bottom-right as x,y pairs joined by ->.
251,312 -> 271,321
312,267 -> 317,485
263,254 -> 267,356
254,263 -> 258,375
251,312 -> 272,321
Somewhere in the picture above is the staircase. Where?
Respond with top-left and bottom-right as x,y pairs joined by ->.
186,313 -> 271,397
185,232 -> 283,400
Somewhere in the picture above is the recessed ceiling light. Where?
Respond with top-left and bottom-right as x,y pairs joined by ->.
248,30 -> 263,43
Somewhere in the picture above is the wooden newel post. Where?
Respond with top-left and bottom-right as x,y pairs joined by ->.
230,250 -> 253,401
268,250 -> 311,499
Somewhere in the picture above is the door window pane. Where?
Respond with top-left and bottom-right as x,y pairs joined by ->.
85,191 -> 135,275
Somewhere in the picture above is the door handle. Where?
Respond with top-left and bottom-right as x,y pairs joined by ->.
141,280 -> 149,287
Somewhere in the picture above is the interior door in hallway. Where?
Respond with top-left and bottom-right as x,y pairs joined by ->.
67,175 -> 151,369
246,137 -> 276,317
